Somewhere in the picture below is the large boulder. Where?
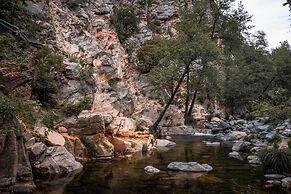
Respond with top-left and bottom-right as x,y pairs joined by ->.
107,117 -> 136,135
32,146 -> 83,176
167,162 -> 213,172
76,111 -> 113,135
88,134 -> 114,158
111,137 -> 132,154
35,127 -> 65,146
282,177 -> 291,188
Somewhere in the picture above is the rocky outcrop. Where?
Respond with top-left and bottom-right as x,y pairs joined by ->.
35,127 -> 66,146
0,131 -> 35,193
30,144 -> 83,176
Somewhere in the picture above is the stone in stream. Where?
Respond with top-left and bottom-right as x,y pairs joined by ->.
264,174 -> 286,180
205,141 -> 220,146
232,141 -> 248,151
281,177 -> 291,188
167,162 -> 213,172
144,166 -> 160,174
155,139 -> 176,147
247,155 -> 261,165
228,151 -> 243,160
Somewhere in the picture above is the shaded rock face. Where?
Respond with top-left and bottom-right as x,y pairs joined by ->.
30,145 -> 83,176
0,131 -> 35,193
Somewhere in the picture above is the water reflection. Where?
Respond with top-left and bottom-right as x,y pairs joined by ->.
34,136 -> 288,194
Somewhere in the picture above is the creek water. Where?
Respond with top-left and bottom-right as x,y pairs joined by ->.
34,136 -> 289,194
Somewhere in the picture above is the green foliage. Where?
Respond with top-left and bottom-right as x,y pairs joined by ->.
80,135 -> 96,158
63,96 -> 93,117
137,38 -> 174,73
42,111 -> 59,129
250,102 -> 291,126
0,35 -> 18,60
0,96 -> 39,133
269,133 -> 282,148
80,65 -> 94,80
0,0 -> 23,21
66,0 -> 84,10
69,56 -> 80,63
32,47 -> 63,107
259,148 -> 291,173
110,6 -> 138,43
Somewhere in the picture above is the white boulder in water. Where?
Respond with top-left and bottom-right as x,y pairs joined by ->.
167,162 -> 213,172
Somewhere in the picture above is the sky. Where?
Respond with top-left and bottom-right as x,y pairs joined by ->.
237,0 -> 291,49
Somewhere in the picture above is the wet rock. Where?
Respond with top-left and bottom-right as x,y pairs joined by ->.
144,166 -> 160,174
247,155 -> 261,165
167,162 -> 213,172
264,174 -> 286,180
228,151 -> 243,160
205,142 -> 220,146
155,139 -> 176,147
281,177 -> 291,188
232,141 -> 248,151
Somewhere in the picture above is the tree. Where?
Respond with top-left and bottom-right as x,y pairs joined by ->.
138,7 -> 218,135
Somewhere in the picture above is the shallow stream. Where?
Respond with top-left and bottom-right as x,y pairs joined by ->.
34,136 -> 289,194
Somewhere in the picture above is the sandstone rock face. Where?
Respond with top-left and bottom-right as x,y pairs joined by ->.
0,131 -> 35,193
35,127 -> 65,146
76,111 -> 113,135
107,117 -> 137,135
167,162 -> 213,172
88,134 -> 114,157
32,146 -> 83,176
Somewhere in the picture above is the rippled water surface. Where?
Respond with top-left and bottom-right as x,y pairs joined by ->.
34,136 -> 289,194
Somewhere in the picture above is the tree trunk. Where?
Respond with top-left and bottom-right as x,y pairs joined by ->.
187,80 -> 200,117
258,73 -> 279,100
150,64 -> 189,136
184,66 -> 190,124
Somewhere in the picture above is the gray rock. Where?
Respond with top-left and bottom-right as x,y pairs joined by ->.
247,155 -> 261,165
144,166 -> 160,174
228,151 -> 243,160
33,146 -> 83,176
155,139 -> 176,147
232,141 -> 248,151
205,142 -> 220,146
264,174 -> 286,180
167,162 -> 213,172
257,125 -> 270,131
31,142 -> 47,156
64,62 -> 81,79
282,129 -> 291,137
281,177 -> 291,188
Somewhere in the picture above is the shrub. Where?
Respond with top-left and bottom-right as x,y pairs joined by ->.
32,71 -> 58,108
80,135 -> 96,158
269,132 -> 282,148
259,148 -> 291,173
0,0 -> 23,21
63,96 -> 93,117
110,6 -> 138,43
0,96 -> 38,137
32,47 -> 63,107
0,34 -> 18,60
80,65 -> 94,80
250,101 -> 291,126
42,111 -> 59,129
